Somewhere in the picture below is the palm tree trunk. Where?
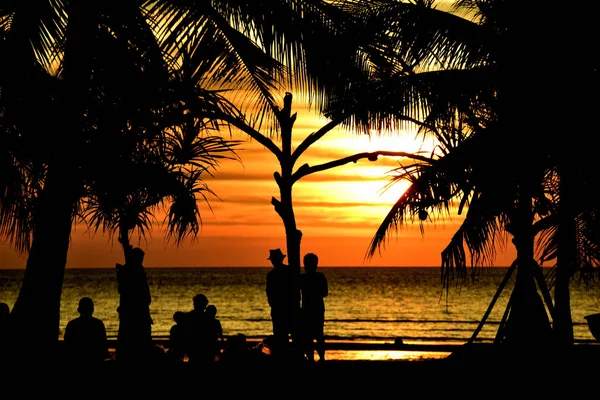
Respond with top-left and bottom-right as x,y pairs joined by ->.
500,196 -> 553,352
8,162 -> 77,362
554,165 -> 576,347
469,261 -> 517,344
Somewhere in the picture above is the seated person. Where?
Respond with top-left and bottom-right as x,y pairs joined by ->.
64,297 -> 109,365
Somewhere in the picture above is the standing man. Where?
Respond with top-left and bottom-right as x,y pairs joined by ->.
265,248 -> 295,356
116,243 -> 153,362
300,252 -> 328,362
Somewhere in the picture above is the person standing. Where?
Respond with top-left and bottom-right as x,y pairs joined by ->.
265,248 -> 295,355
300,252 -> 328,362
116,242 -> 153,362
63,297 -> 109,365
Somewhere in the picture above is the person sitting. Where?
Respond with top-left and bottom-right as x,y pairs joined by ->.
184,293 -> 209,365
167,311 -> 187,362
63,297 -> 109,365
205,305 -> 224,362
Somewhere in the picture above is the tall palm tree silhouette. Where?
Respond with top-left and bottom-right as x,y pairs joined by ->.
360,0 -> 600,353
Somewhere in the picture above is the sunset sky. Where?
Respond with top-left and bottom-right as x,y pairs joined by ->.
0,95 -> 516,269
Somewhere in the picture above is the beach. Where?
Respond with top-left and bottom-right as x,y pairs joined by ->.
1,336 -> 598,398
6,343 -> 595,398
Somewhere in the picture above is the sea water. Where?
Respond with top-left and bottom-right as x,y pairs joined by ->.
1,267 -> 599,344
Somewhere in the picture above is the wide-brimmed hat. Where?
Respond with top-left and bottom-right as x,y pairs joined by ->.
267,248 -> 286,260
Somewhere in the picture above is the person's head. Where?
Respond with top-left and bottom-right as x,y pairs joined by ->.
130,247 -> 145,265
193,294 -> 209,311
77,297 -> 94,317
173,311 -> 185,324
303,253 -> 319,273
205,304 -> 217,318
267,248 -> 286,267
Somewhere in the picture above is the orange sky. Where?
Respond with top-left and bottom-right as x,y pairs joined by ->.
0,99 -> 517,269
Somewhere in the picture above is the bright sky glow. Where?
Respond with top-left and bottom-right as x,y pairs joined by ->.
0,93 -> 515,269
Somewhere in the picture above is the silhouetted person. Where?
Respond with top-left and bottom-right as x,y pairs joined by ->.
205,304 -> 224,362
300,253 -> 328,362
185,293 -> 209,365
265,248 -> 295,356
116,242 -> 153,362
63,297 -> 108,365
0,302 -> 9,362
167,311 -> 187,362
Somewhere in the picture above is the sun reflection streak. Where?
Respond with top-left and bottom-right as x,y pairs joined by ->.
325,350 -> 450,361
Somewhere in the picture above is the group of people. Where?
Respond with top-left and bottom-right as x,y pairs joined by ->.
167,293 -> 224,364
62,292 -> 225,365
5,242 -> 328,366
266,248 -> 328,362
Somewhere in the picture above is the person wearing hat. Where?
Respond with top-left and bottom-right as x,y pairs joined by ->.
265,248 -> 295,356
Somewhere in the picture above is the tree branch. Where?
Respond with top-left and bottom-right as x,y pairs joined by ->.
292,151 -> 432,183
291,118 -> 343,164
214,112 -> 282,160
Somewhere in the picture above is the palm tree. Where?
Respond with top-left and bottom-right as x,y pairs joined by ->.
81,80 -> 242,260
354,0 -> 600,353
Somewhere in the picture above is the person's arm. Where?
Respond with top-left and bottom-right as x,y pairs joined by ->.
322,274 -> 328,298
266,274 -> 274,307
63,321 -> 73,355
100,321 -> 109,359
143,278 -> 152,306
118,236 -> 134,265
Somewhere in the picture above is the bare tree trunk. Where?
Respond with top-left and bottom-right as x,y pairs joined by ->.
272,92 -> 303,346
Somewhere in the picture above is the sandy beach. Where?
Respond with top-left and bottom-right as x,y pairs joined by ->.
49,346 -> 600,396
2,341 -> 597,399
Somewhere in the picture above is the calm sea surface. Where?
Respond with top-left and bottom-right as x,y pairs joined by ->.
1,267 -> 600,344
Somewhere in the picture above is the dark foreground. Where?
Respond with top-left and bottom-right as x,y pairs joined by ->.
3,344 -> 598,397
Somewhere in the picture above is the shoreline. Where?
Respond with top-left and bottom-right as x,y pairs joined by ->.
94,337 -> 600,362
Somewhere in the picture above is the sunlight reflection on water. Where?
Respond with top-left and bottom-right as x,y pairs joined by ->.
325,350 -> 451,361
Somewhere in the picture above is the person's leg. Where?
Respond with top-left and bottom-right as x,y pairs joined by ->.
304,313 -> 316,362
316,312 -> 325,362
271,313 -> 288,357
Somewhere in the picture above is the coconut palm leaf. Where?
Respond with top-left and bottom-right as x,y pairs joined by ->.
346,0 -> 493,71
0,0 -> 67,70
440,189 -> 509,283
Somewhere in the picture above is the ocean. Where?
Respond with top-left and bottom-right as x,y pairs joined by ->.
1,267 -> 599,345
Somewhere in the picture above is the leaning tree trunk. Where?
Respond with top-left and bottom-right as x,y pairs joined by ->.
8,162 -> 78,362
7,5 -> 93,362
498,196 -> 553,354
